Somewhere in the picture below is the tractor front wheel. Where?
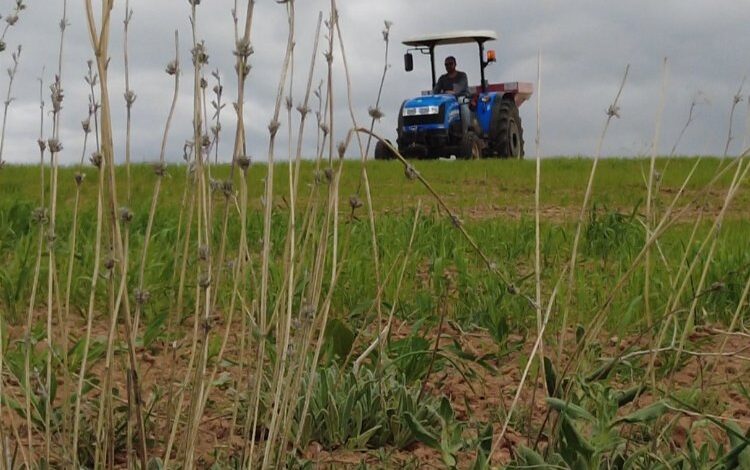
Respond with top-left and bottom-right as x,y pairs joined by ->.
491,98 -> 524,158
374,139 -> 395,160
458,132 -> 482,160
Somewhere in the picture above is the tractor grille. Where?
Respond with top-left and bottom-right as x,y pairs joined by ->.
403,106 -> 444,127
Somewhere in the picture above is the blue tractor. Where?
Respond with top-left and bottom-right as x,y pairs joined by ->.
375,30 -> 533,160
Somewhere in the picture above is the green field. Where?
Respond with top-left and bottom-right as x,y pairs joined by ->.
1,157 -> 749,468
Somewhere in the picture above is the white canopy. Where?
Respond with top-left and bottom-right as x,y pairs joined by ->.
402,30 -> 497,47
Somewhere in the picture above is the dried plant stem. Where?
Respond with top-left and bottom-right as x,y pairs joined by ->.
331,1 -> 386,355
667,160 -> 749,386
561,155 -> 747,387
0,47 -> 20,166
644,58 -> 670,330
255,2 -> 295,466
71,161 -> 105,468
123,0 -> 134,204
181,2 -> 215,466
353,128 -> 527,305
133,31 -> 179,336
559,64 -> 629,359
83,0 -> 148,466
491,272 -> 563,457
722,78 -> 745,160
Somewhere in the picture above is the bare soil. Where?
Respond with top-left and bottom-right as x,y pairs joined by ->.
2,309 -> 748,469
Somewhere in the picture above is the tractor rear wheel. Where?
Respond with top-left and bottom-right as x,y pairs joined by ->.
458,132 -> 482,160
374,139 -> 395,160
491,97 -> 524,158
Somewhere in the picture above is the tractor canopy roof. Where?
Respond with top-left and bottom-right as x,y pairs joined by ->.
402,30 -> 497,47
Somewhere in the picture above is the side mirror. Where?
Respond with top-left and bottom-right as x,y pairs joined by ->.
404,52 -> 414,72
486,49 -> 496,63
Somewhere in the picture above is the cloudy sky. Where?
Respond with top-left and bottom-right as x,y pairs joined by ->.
0,0 -> 748,165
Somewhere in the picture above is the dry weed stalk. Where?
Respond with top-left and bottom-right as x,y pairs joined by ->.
83,0 -> 148,466
0,46 -> 20,168
331,0 -> 386,361
722,78 -> 745,160
644,58 -> 670,329
559,64 -> 629,359
123,0 -> 134,203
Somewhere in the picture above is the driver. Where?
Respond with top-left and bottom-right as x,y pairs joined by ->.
432,56 -> 469,96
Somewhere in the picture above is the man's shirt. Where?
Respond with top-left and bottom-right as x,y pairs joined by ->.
433,71 -> 469,96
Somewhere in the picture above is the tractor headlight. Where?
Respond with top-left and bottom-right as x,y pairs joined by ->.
402,105 -> 440,116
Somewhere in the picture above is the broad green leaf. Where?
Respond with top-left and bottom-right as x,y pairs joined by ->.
561,417 -> 595,458
614,385 -> 644,408
546,397 -> 595,422
404,412 -> 440,449
614,400 -> 668,425
516,445 -> 546,466
543,356 -> 557,397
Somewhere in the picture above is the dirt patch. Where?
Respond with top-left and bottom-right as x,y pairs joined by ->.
2,310 -> 749,468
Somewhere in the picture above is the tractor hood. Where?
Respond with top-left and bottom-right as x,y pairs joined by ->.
401,94 -> 456,116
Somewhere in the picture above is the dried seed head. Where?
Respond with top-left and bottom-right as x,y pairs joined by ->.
234,61 -> 251,78
81,118 -> 91,134
404,165 -> 419,180
324,167 -> 334,184
47,138 -> 63,153
200,77 -> 208,89
135,288 -> 151,305
368,106 -> 384,120
153,162 -> 167,177
104,257 -> 115,271
198,274 -> 211,289
233,38 -> 254,59
210,178 -> 222,193
90,152 -> 103,168
319,123 -> 329,136
37,138 -> 46,152
0,41 -> 5,52
221,180 -> 233,197
236,155 -> 251,171
349,195 -> 363,210
313,170 -> 324,185
382,20 -> 393,42
119,207 -> 134,224
606,104 -> 621,119
165,60 -> 179,76
268,120 -> 281,136
45,228 -> 56,245
450,214 -> 462,228
296,104 -> 310,117
507,284 -> 518,295
202,135 -> 212,150
285,96 -> 293,111
5,14 -> 18,26
191,41 -> 209,66
300,303 -> 316,319
74,172 -> 85,186
31,207 -> 48,224
337,141 -> 347,159
124,90 -> 137,106
49,79 -> 64,113
199,244 -> 210,261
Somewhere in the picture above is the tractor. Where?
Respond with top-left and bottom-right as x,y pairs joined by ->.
375,30 -> 533,160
